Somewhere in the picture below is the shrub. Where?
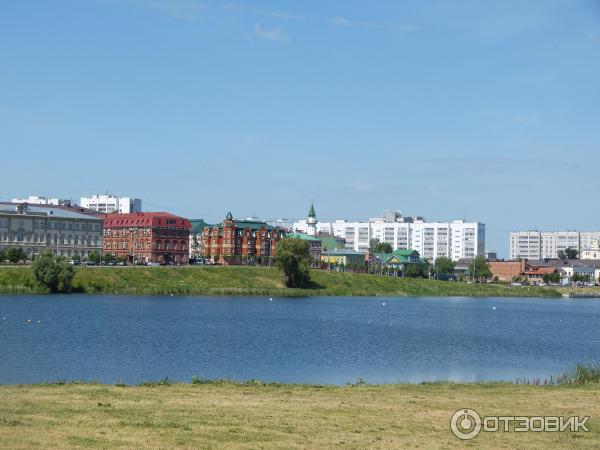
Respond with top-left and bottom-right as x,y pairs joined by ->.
31,251 -> 74,293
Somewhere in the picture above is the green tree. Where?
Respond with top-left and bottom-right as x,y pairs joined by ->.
433,256 -> 455,275
558,248 -> 578,260
88,251 -> 101,264
31,251 -> 74,293
6,248 -> 26,264
405,261 -> 428,278
572,273 -> 591,283
103,253 -> 114,265
0,249 -> 6,263
542,272 -> 561,284
468,255 -> 491,282
368,239 -> 393,254
276,238 -> 312,288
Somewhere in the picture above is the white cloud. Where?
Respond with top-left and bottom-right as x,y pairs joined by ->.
222,3 -> 304,21
347,180 -> 375,192
330,16 -> 351,27
513,113 -> 540,125
329,16 -> 417,32
253,24 -> 289,43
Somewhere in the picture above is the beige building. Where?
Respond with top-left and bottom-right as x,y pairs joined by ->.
0,203 -> 103,259
581,240 -> 600,260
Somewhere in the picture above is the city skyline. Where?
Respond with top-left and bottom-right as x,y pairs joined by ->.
2,0 -> 599,257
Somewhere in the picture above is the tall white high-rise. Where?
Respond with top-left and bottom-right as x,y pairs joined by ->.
293,207 -> 485,261
79,194 -> 142,214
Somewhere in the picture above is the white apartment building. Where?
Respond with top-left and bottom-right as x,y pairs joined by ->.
509,230 -> 600,259
80,194 -> 142,214
11,196 -> 69,206
293,209 -> 485,261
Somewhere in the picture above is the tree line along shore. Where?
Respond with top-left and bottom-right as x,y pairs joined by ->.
0,265 -> 561,297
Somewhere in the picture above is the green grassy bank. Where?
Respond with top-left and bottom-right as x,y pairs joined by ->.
0,381 -> 598,449
0,265 -> 561,297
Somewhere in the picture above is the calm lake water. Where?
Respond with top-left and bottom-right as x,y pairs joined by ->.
1,295 -> 599,385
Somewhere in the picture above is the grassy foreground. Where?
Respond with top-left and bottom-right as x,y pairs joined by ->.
0,382 -> 598,449
0,265 -> 561,297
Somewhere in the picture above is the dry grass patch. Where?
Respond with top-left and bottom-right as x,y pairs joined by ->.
0,382 -> 598,449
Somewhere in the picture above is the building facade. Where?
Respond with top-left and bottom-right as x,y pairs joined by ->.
509,230 -> 600,259
321,249 -> 366,268
189,219 -> 212,261
293,207 -> 484,261
80,194 -> 142,214
0,203 -> 102,258
581,240 -> 600,260
102,212 -> 191,264
11,196 -> 71,206
202,213 -> 285,263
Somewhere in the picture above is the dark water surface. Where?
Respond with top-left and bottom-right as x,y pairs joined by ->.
1,295 -> 599,385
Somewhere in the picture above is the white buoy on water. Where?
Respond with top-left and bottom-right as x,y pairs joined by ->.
382,302 -> 386,306
492,306 -> 497,310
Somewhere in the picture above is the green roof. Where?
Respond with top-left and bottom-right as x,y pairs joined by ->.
322,249 -> 363,257
317,235 -> 344,251
373,249 -> 420,264
190,219 -> 214,233
308,203 -> 316,218
288,233 -> 318,241
225,211 -> 233,220
235,220 -> 273,231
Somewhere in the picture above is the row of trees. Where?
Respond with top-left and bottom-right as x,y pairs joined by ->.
275,238 -> 494,288
0,248 -> 28,264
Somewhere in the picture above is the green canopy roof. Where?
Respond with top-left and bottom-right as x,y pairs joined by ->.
190,219 -> 213,233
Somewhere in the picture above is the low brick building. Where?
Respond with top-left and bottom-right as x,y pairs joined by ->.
102,212 -> 191,264
488,260 -> 527,282
202,212 -> 285,263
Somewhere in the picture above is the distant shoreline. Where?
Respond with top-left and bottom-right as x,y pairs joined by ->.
0,265 -> 561,297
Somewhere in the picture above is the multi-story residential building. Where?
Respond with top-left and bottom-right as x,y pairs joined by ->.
11,196 -> 70,206
0,202 -> 102,258
293,206 -> 484,261
80,194 -> 142,214
509,230 -> 600,259
202,212 -> 285,263
102,212 -> 191,264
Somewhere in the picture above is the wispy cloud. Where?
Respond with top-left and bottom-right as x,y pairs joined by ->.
231,137 -> 260,160
253,24 -> 289,43
330,16 -> 351,27
428,153 -> 580,172
329,16 -> 418,32
132,0 -> 205,20
222,3 -> 304,21
347,180 -> 375,193
587,32 -> 600,44
513,113 -> 540,125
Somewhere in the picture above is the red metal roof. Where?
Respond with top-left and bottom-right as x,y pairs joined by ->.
102,212 -> 191,229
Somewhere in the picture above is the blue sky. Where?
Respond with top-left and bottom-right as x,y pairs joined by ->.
1,0 -> 599,256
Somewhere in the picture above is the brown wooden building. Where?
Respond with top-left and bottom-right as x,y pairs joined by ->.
202,212 -> 285,263
102,212 -> 191,264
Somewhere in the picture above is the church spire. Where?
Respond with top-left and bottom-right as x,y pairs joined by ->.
308,203 -> 316,219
